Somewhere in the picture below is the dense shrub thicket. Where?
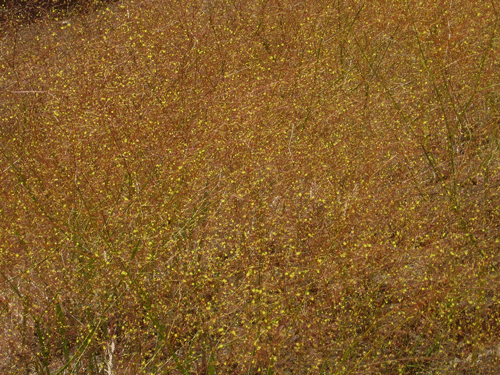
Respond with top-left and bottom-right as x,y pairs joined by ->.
0,0 -> 499,373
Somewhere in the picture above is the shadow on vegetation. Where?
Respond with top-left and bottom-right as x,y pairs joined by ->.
0,0 -> 118,25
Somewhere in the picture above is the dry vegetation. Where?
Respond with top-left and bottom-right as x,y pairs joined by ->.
1,0 -> 500,373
